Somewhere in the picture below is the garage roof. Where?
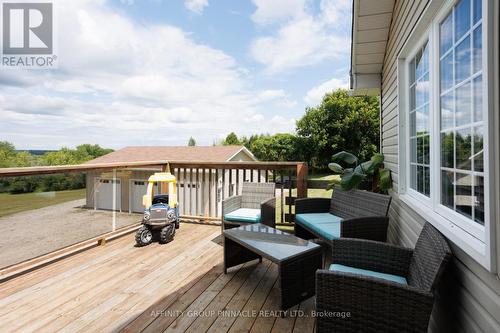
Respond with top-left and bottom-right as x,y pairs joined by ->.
84,146 -> 256,164
350,0 -> 395,95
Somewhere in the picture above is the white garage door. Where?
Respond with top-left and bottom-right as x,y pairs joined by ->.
96,179 -> 121,211
130,180 -> 147,213
130,180 -> 159,213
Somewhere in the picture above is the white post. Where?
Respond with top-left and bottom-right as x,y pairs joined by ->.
112,169 -> 116,231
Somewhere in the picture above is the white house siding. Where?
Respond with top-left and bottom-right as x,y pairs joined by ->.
381,0 -> 500,332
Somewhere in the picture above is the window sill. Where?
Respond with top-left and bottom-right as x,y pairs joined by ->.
399,194 -> 493,272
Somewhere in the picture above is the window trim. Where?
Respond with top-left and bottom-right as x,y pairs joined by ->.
397,0 -> 496,272
404,33 -> 433,207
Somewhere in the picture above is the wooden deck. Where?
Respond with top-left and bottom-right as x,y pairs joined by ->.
0,222 -> 316,333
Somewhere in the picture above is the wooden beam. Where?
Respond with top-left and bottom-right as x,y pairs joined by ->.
0,161 -> 302,177
0,160 -> 170,177
169,161 -> 301,170
296,162 -> 308,198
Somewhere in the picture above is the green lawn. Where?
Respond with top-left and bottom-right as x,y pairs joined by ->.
0,189 -> 86,218
275,187 -> 332,227
307,173 -> 340,181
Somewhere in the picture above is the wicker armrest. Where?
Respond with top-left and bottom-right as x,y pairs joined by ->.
331,237 -> 413,277
295,198 -> 330,214
316,269 -> 434,333
222,195 -> 242,216
341,216 -> 389,242
260,197 -> 276,228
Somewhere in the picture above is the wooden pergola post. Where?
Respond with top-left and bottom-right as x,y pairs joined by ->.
160,164 -> 170,193
296,163 -> 308,198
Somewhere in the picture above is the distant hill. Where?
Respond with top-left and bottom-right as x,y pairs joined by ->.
16,150 -> 56,156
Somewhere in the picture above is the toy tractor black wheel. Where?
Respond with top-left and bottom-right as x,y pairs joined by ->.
135,225 -> 153,246
159,224 -> 175,244
175,220 -> 180,229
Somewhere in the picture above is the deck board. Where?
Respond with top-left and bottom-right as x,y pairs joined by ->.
0,223 -> 316,333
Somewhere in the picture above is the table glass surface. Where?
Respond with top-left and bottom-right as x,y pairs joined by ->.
223,224 -> 320,262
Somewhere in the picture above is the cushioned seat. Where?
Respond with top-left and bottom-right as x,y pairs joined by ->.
329,264 -> 408,285
295,213 -> 342,241
224,208 -> 261,223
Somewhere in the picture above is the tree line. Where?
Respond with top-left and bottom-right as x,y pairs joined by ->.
0,143 -> 113,194
218,90 -> 380,171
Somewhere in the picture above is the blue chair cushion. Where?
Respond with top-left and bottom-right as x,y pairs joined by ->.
224,208 -> 261,223
295,213 -> 342,240
330,264 -> 408,285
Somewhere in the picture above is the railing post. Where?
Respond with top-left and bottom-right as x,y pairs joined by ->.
296,163 -> 308,198
161,164 -> 169,194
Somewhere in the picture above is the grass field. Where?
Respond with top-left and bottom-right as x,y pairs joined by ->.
307,173 -> 340,181
275,187 -> 332,227
0,189 -> 86,218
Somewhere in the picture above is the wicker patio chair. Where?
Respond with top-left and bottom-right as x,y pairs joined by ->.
294,185 -> 392,242
316,222 -> 452,333
222,182 -> 275,230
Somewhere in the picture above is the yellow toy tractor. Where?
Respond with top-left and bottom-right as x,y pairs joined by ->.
135,172 -> 180,246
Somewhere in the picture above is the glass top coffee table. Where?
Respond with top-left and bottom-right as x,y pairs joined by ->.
223,224 -> 322,310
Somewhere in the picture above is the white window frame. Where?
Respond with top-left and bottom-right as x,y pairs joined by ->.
397,0 -> 496,271
404,34 -> 434,207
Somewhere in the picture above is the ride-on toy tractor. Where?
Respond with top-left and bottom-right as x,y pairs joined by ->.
135,172 -> 180,246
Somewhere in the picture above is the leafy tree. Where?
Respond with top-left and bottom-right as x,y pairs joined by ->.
0,142 -> 34,168
248,134 -> 311,162
240,134 -> 267,150
8,177 -> 38,194
223,132 -> 240,146
40,148 -> 84,165
11,151 -> 33,167
188,137 -> 196,146
0,142 -> 112,193
75,144 -> 113,160
296,89 -> 380,170
0,141 -> 17,167
40,144 -> 113,166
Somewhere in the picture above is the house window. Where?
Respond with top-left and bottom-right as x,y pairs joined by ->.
409,41 -> 431,196
401,0 -> 492,269
439,0 -> 484,225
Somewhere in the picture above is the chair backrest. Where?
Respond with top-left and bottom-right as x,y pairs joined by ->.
241,182 -> 275,209
329,185 -> 392,219
407,223 -> 452,292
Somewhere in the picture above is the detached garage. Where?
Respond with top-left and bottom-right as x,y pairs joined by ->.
84,146 -> 258,214
95,178 -> 121,211
129,180 -> 160,213
129,180 -> 147,213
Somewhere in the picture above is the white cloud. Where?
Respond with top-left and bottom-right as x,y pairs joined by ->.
184,0 -> 209,14
245,113 -> 265,123
257,89 -> 297,108
0,0 -> 299,149
304,77 -> 348,105
251,0 -> 308,25
43,80 -> 95,94
250,0 -> 351,73
258,89 -> 286,100
319,0 -> 351,24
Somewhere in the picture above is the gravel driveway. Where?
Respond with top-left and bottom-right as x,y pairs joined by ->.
0,199 -> 140,268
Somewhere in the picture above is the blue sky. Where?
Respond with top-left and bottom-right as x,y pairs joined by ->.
0,0 -> 351,149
